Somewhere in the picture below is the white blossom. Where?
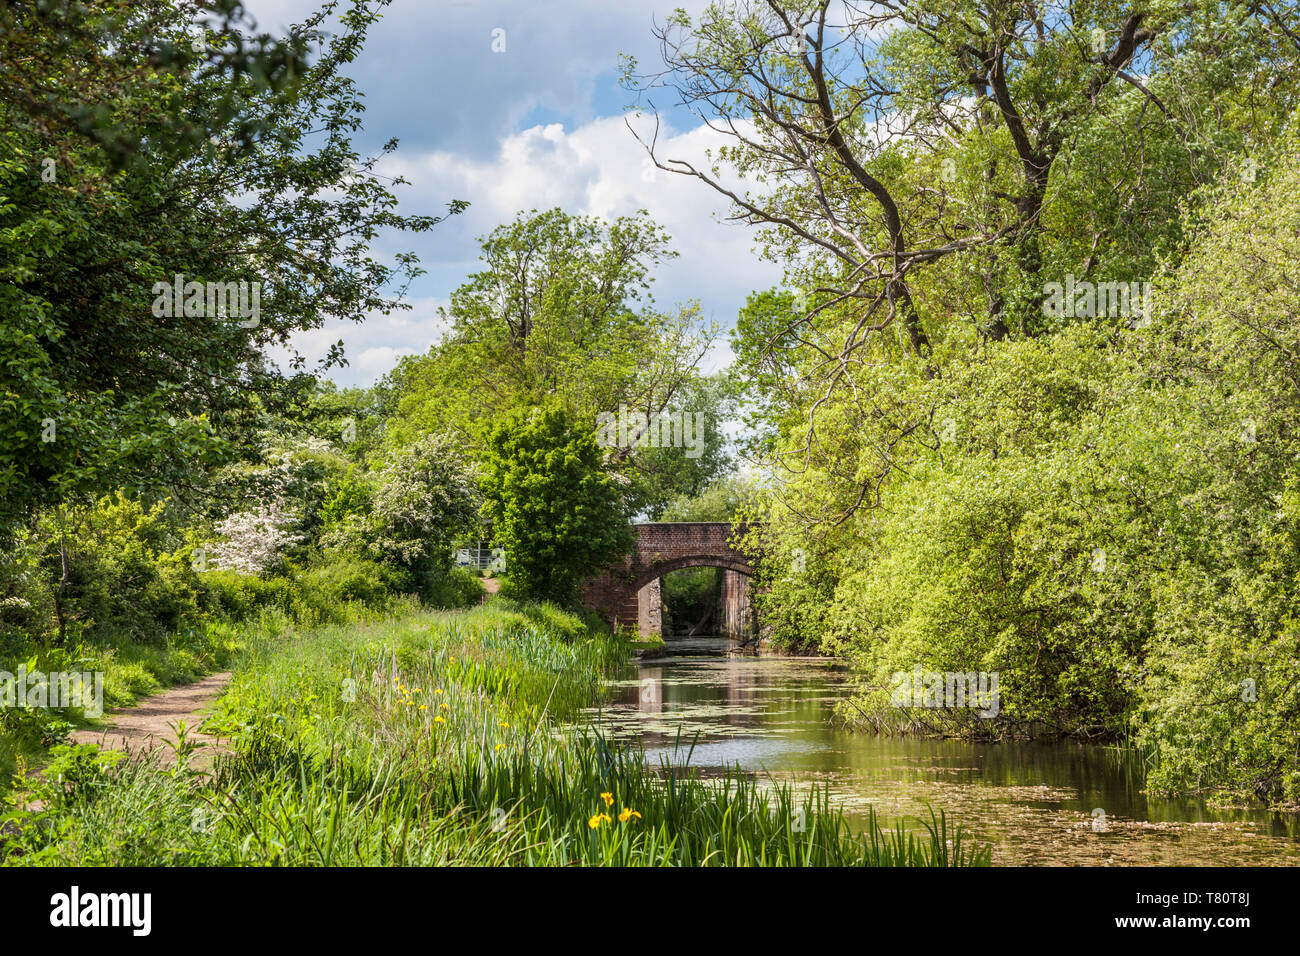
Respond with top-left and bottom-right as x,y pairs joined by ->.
209,499 -> 302,574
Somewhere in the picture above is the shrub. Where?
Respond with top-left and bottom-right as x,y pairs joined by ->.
208,500 -> 302,576
369,434 -> 480,570
418,565 -> 484,609
28,494 -> 204,646
479,403 -> 633,605
198,570 -> 302,621
298,559 -> 394,609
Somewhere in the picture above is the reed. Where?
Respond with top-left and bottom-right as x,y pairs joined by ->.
3,601 -> 990,867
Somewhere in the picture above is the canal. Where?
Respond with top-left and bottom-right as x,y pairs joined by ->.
583,648 -> 1300,865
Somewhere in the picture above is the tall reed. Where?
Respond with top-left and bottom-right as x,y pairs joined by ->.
4,601 -> 990,867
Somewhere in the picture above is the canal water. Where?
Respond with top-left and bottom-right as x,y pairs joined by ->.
582,647 -> 1300,865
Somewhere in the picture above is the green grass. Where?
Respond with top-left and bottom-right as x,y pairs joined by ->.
630,632 -> 668,653
2,600 -> 989,866
0,592 -> 422,794
0,610 -> 260,793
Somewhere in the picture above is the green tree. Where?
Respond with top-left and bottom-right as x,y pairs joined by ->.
659,474 -> 758,523
479,404 -> 633,605
633,0 -> 1297,528
0,0 -> 461,528
375,209 -> 716,490
754,124 -> 1300,803
634,372 -> 738,518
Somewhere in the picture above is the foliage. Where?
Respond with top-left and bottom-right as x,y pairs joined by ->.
479,404 -> 634,605
25,494 -> 203,646
0,0 -> 460,526
375,208 -> 719,516
296,558 -> 396,610
415,565 -> 484,610
661,567 -> 720,635
640,0 -> 1300,530
634,373 -> 739,517
746,134 -> 1300,803
1128,130 -> 1300,804
367,433 -> 480,573
659,474 -> 760,522
0,605 -> 255,795
209,500 -> 302,576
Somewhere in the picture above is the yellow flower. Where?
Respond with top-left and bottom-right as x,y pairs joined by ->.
499,721 -> 510,729
618,808 -> 641,823
419,705 -> 427,711
600,792 -> 613,807
434,688 -> 443,695
588,813 -> 611,830
433,716 -> 446,724
440,702 -> 449,711
495,744 -> 504,751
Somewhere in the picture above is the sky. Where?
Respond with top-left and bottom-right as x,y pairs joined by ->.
244,0 -> 783,387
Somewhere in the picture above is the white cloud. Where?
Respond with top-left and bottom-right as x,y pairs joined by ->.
287,116 -> 780,386
243,0 -> 719,158
271,295 -> 450,386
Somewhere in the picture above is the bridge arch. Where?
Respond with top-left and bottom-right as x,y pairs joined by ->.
580,522 -> 761,641
627,554 -> 755,594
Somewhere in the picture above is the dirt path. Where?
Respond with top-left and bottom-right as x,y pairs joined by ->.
69,671 -> 233,769
6,673 -> 234,820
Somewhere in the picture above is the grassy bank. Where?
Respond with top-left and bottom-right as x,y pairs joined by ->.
2,600 -> 988,866
0,612 -> 252,794
0,543 -> 485,795
0,591 -> 429,796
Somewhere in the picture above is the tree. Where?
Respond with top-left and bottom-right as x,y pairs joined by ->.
375,208 -> 715,457
659,474 -> 759,522
628,0 -> 1295,526
369,434 -> 480,574
0,0 -> 462,528
209,500 -> 302,576
479,404 -> 634,605
632,372 -> 738,518
1130,125 -> 1300,804
632,1 -> 1285,348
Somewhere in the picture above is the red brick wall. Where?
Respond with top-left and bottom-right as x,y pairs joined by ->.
580,523 -> 757,633
718,568 -> 754,641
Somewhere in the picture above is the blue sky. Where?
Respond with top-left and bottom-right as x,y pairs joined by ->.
246,0 -> 782,386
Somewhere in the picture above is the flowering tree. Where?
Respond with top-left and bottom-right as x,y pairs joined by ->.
369,434 -> 480,571
209,500 -> 302,575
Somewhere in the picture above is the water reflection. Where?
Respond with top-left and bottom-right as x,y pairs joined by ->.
582,653 -> 1300,866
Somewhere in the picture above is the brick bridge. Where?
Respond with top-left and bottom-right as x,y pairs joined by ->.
580,522 -> 759,641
